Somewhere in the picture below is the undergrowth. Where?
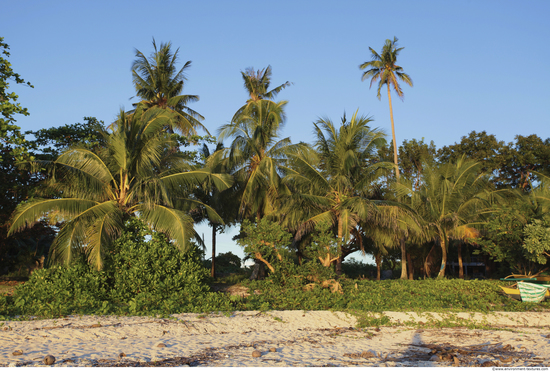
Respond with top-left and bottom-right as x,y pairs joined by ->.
1,221 -> 548,320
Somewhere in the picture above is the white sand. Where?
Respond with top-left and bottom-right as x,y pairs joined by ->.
1,310 -> 549,367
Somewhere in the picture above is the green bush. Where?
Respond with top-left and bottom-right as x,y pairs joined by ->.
104,218 -> 210,304
2,218 -> 215,317
6,257 -> 110,317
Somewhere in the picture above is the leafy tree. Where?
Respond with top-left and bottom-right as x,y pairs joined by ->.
132,39 -> 207,135
522,219 -> 550,266
1,37 -> 33,162
26,117 -> 107,160
397,157 -> 493,277
8,107 -> 232,270
360,37 -> 413,179
502,135 -> 550,190
237,217 -> 292,274
398,138 -> 437,189
475,174 -> 550,274
438,131 -> 550,190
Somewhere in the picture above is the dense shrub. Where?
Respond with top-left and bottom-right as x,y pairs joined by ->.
1,219 -> 217,317
3,257 -> 110,317
104,219 -> 210,304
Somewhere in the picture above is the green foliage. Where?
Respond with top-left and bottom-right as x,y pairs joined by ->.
132,39 -> 206,135
341,257 -> 377,279
104,219 -> 210,303
0,219 -> 230,318
237,218 -> 292,268
0,37 -> 34,162
438,131 -> 550,190
5,257 -> 110,317
523,219 -> 550,265
239,277 -> 548,313
305,220 -> 338,257
203,252 -> 242,276
475,202 -> 541,274
8,105 -> 231,270
26,117 -> 106,160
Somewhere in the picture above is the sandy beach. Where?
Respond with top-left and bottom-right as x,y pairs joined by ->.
1,310 -> 549,367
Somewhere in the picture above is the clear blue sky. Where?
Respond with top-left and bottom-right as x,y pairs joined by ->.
4,0 -> 550,264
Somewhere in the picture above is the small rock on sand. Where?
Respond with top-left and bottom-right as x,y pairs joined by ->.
12,350 -> 23,356
157,343 -> 167,348
252,350 -> 262,358
44,355 -> 56,365
269,348 -> 277,352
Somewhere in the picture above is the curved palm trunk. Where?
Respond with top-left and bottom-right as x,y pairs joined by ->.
424,243 -> 436,278
400,238 -> 407,279
437,237 -> 448,278
387,84 -> 400,179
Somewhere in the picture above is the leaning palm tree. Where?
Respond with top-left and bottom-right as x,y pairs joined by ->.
231,65 -> 291,124
8,107 -> 231,270
396,157 -> 493,277
132,39 -> 207,135
281,111 -> 400,275
360,37 -> 413,179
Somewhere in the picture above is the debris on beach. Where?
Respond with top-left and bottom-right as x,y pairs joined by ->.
43,355 -> 56,365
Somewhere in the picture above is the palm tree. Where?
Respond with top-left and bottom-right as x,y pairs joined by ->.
132,39 -> 207,135
282,111 -> 399,275
8,107 -> 231,270
192,143 -> 240,277
359,37 -> 413,179
219,99 -> 303,220
396,157 -> 492,277
231,65 -> 292,123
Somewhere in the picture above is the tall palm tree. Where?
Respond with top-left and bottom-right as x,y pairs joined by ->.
231,65 -> 292,123
282,111 -> 399,274
132,39 -> 207,135
8,107 -> 231,270
359,37 -> 413,179
396,157 -> 492,277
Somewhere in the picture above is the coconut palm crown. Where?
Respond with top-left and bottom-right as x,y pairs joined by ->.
231,65 -> 292,124
8,107 -> 232,270
132,39 -> 207,135
220,99 -> 304,220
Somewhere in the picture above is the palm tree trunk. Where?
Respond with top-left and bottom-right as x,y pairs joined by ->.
424,243 -> 436,278
336,216 -> 343,276
400,238 -> 407,279
387,84 -> 400,179
458,242 -> 464,279
407,252 -> 414,280
211,224 -> 217,278
437,238 -> 447,278
375,253 -> 382,281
